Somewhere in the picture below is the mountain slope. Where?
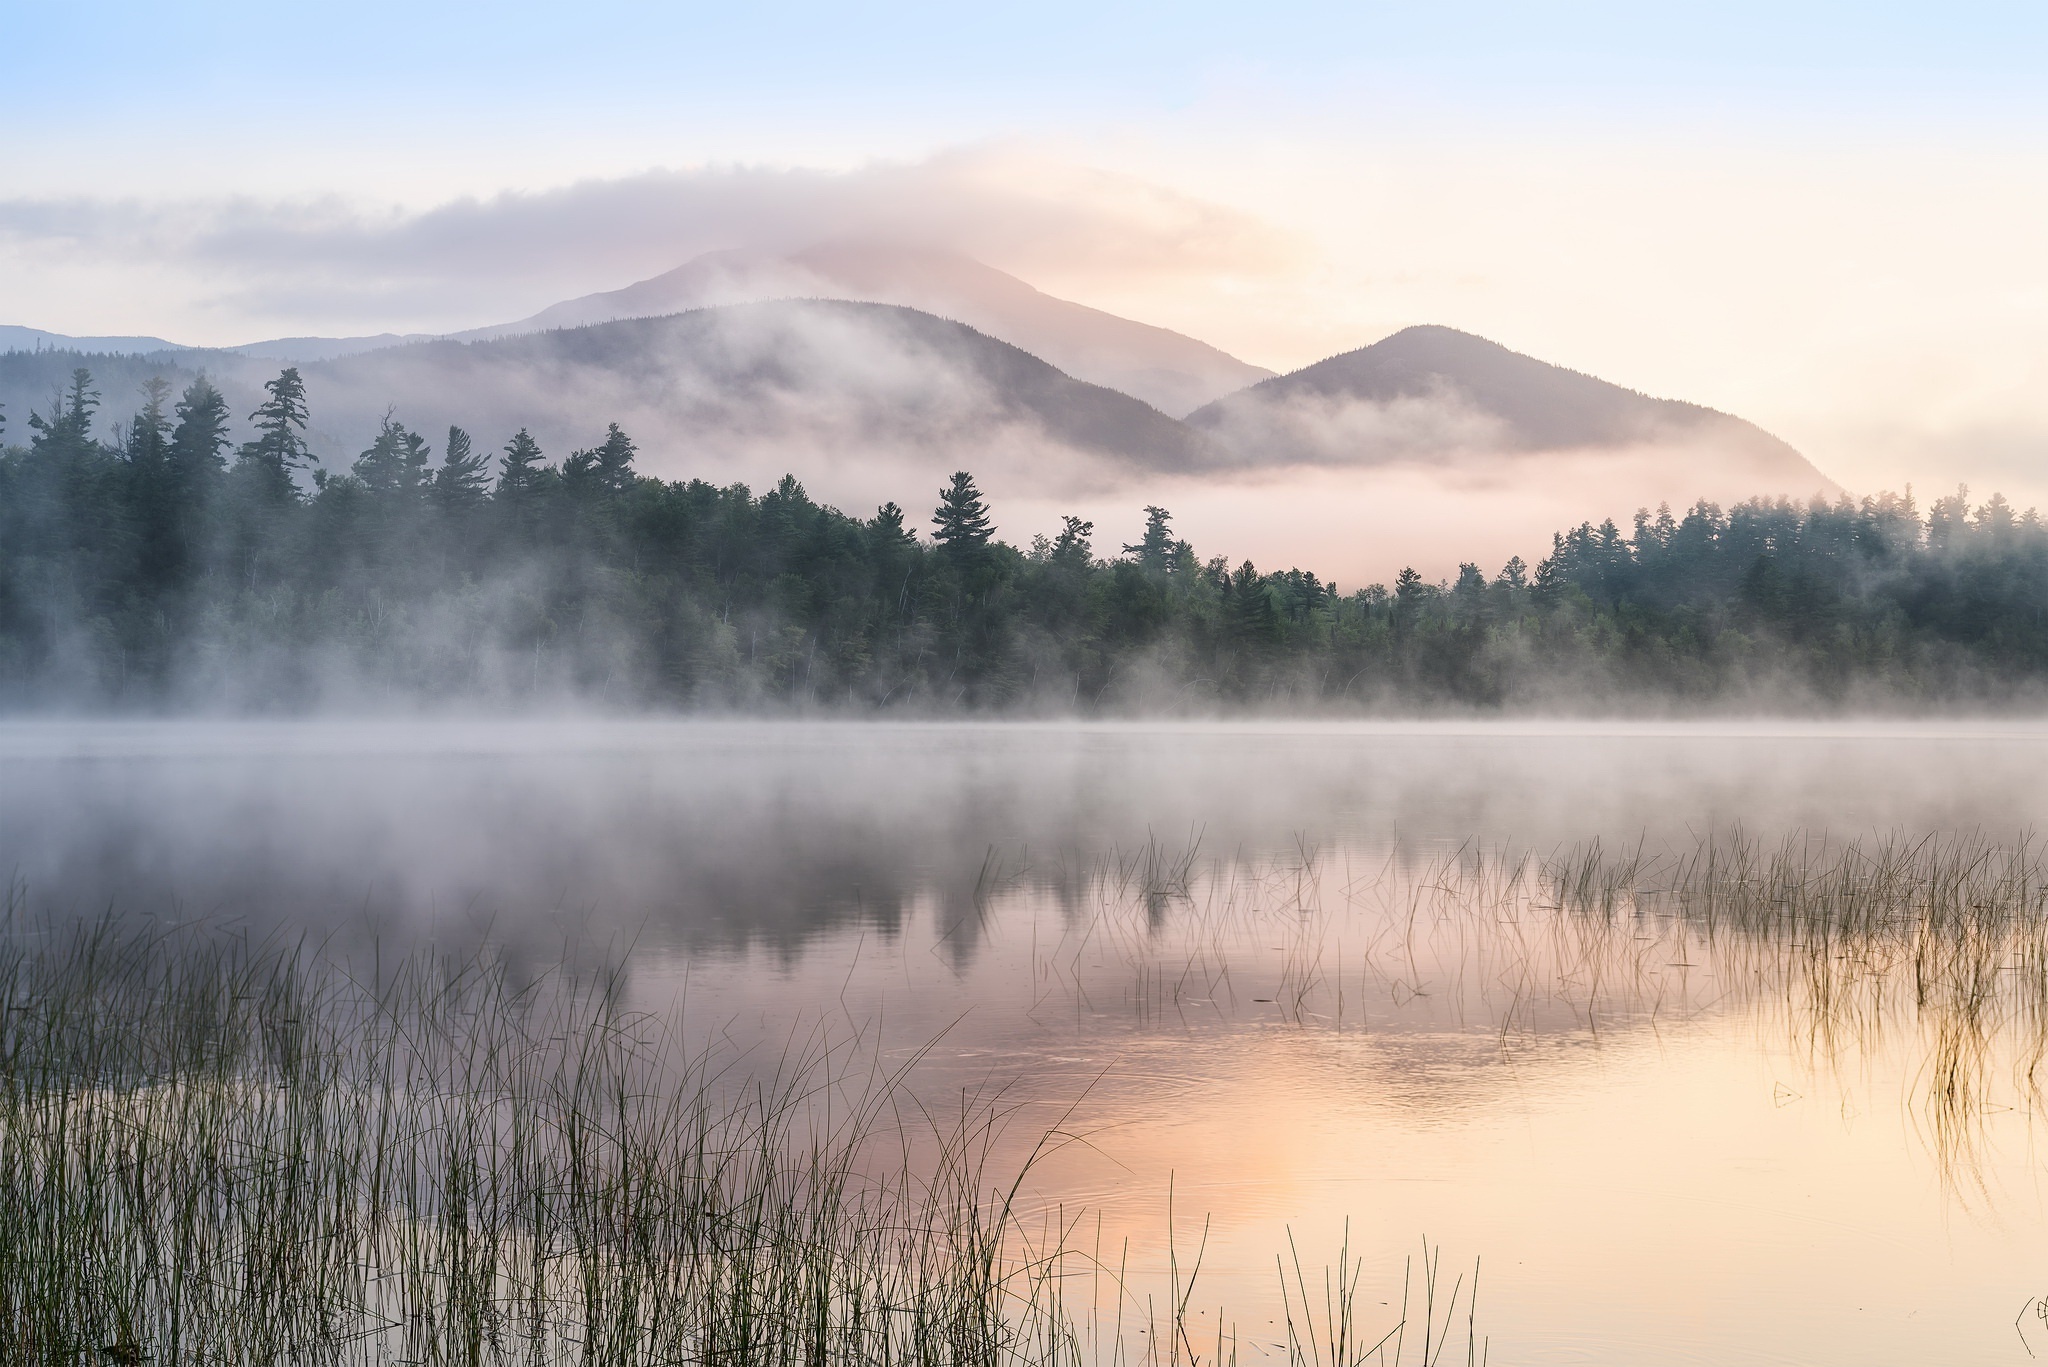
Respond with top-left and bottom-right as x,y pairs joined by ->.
295,299 -> 1217,486
1190,325 -> 1835,492
460,243 -> 1273,416
0,324 -> 186,355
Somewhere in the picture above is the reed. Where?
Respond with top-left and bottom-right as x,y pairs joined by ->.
0,916 -> 1049,1366
0,911 -> 1472,1366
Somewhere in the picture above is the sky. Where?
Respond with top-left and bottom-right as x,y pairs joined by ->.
8,0 -> 2048,504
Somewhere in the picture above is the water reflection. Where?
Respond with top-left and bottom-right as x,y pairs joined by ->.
7,718 -> 2048,948
6,719 -> 2048,1364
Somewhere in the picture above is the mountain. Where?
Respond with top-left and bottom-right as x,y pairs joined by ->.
7,244 -> 1272,417
0,325 -> 431,364
286,300 -> 1217,490
0,300 -> 1215,490
0,324 -> 186,355
458,243 -> 1274,416
225,333 -> 435,362
1188,325 -> 1837,495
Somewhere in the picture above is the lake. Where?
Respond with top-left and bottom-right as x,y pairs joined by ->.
4,718 -> 2046,1365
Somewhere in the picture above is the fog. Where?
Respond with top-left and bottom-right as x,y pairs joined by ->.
0,150 -> 1285,345
7,719 -> 2044,952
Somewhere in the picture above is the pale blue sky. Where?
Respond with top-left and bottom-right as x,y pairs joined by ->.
15,2 -> 2048,133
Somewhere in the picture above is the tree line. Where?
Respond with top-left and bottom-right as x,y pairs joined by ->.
4,365 -> 2048,710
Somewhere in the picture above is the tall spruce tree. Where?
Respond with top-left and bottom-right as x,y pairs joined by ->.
237,367 -> 314,500
1124,505 -> 1174,570
432,425 -> 492,511
168,376 -> 231,495
931,471 -> 993,560
127,377 -> 172,470
353,415 -> 430,495
564,423 -> 637,495
27,369 -> 100,461
869,501 -> 916,549
1050,515 -> 1094,570
496,429 -> 547,496
126,378 -> 178,588
592,423 -> 637,493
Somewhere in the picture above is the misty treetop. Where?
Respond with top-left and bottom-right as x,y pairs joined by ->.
4,363 -> 2048,710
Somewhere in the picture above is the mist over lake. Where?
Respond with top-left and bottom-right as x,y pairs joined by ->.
5,718 -> 2046,1364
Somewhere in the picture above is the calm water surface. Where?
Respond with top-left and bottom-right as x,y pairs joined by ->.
5,718 -> 2048,1365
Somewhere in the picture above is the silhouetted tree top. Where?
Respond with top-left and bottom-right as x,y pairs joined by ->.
434,425 -> 492,511
932,471 -> 994,556
1125,505 -> 1174,570
497,429 -> 547,496
238,367 -> 315,500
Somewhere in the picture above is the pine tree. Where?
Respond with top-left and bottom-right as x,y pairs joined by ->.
125,378 -> 180,588
237,367 -> 315,500
931,471 -> 994,559
1227,560 -> 1277,643
433,425 -> 492,510
497,430 -> 547,496
353,414 -> 427,494
126,377 -> 173,472
27,369 -> 100,461
869,501 -> 916,549
169,376 -> 232,484
1123,505 -> 1174,570
1050,515 -> 1093,570
592,423 -> 637,493
564,424 -> 637,495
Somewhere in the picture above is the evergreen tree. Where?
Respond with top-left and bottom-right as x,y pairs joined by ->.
353,415 -> 430,495
497,429 -> 547,496
1226,560 -> 1277,643
27,369 -> 100,461
169,376 -> 232,475
869,501 -> 916,549
592,423 -> 637,493
433,425 -> 492,510
237,367 -> 315,500
1124,505 -> 1174,570
931,471 -> 994,559
1050,516 -> 1094,571
563,424 -> 637,496
124,378 -> 181,591
126,377 -> 173,471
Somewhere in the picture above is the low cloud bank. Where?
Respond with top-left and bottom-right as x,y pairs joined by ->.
0,149 -> 1292,342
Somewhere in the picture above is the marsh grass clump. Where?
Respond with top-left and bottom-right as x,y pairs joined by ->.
0,920 -> 1046,1366
1538,830 -> 2048,1183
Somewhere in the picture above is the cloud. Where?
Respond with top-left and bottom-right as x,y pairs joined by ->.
0,147 -> 1295,340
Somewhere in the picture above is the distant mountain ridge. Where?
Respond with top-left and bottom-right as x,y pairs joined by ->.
460,242 -> 1274,416
2,301 -> 1838,543
1188,324 -> 1837,493
295,299 -> 1217,480
0,324 -> 186,356
4,243 -> 1272,416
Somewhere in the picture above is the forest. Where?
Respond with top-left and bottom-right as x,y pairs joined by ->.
3,363 -> 2047,711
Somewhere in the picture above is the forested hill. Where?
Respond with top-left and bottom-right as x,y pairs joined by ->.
3,365 -> 2046,711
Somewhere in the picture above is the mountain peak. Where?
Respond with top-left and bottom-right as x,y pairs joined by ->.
1188,324 -> 1837,495
461,241 -> 1273,416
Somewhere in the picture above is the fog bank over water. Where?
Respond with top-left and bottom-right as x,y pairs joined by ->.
6,718 -> 2046,949
7,719 -> 2048,1364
